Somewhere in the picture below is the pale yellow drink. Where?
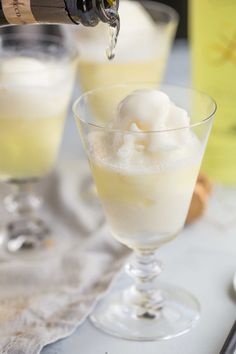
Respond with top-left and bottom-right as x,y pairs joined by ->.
0,115 -> 65,180
0,57 -> 74,181
84,89 -> 203,250
78,58 -> 166,93
91,160 -> 201,250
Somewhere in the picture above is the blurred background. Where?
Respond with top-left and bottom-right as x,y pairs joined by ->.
158,0 -> 187,38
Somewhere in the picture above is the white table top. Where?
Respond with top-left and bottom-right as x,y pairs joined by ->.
42,40 -> 236,354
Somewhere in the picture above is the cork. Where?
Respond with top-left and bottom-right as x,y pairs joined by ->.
185,173 -> 213,225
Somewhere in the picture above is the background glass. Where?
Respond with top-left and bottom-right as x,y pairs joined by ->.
0,31 -> 77,256
74,83 -> 216,341
74,1 -> 179,91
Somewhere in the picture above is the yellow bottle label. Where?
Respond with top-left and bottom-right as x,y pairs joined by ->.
190,0 -> 236,185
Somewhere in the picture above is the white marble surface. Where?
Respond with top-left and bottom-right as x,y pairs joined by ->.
42,41 -> 236,354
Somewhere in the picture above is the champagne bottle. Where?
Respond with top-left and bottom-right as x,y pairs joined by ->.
0,0 -> 118,27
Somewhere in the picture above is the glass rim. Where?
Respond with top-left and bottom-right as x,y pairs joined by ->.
139,0 -> 179,24
73,83 -> 217,134
0,31 -> 78,74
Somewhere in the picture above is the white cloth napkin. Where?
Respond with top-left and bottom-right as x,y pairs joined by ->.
0,160 -> 129,354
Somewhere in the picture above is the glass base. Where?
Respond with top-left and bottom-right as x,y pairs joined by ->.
90,282 -> 200,341
0,217 -> 54,258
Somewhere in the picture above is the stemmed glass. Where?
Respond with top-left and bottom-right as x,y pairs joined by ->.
73,83 -> 216,340
0,32 -> 77,256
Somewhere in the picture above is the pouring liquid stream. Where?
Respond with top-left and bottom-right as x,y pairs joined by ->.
106,14 -> 120,60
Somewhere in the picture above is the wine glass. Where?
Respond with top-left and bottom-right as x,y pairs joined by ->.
73,83 -> 216,340
0,31 -> 77,256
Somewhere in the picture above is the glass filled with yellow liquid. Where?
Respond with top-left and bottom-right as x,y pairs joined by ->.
74,0 -> 178,92
74,83 -> 215,340
0,31 -> 77,256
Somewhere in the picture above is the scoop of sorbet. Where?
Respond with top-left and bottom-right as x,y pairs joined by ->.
116,89 -> 189,132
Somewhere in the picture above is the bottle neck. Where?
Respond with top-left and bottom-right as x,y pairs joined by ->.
96,0 -> 119,26
0,0 -> 119,26
0,0 -> 73,25
65,0 -> 119,26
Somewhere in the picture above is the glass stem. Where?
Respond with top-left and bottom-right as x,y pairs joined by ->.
2,182 -> 49,253
125,250 -> 164,319
4,182 -> 41,217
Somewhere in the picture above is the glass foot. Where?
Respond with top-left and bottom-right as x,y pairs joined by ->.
90,282 -> 200,341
